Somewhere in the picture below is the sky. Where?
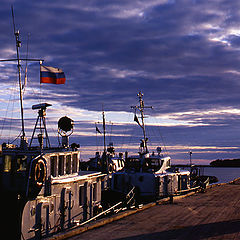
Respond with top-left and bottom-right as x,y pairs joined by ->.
1,0 -> 240,164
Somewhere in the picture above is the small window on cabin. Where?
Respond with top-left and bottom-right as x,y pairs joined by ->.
3,155 -> 12,172
66,155 -> 71,174
72,154 -> 78,173
167,159 -> 171,167
93,182 -> 98,201
79,185 -> 85,206
58,155 -> 65,175
159,160 -> 162,167
50,156 -> 57,177
16,155 -> 27,171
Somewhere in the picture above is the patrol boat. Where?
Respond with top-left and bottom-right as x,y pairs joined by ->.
111,92 -> 191,202
0,10 -> 105,239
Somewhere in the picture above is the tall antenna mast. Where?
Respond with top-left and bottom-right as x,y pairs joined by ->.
102,107 -> 106,153
11,6 -> 26,139
131,92 -> 152,153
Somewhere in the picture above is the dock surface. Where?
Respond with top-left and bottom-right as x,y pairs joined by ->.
69,181 -> 240,240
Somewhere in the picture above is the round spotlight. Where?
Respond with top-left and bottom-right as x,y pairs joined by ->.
58,116 -> 74,136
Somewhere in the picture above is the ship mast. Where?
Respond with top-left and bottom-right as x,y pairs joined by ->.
0,7 -> 44,147
131,92 -> 152,153
11,6 -> 25,140
102,109 -> 106,153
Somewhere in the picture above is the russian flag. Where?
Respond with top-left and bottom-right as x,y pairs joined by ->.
40,65 -> 66,84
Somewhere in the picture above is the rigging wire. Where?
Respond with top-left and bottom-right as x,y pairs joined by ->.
121,111 -> 142,155
108,121 -> 113,144
8,70 -> 23,143
7,73 -> 19,143
152,108 -> 170,157
23,63 -> 42,104
119,111 -> 131,152
0,79 -> 18,140
10,130 -> 22,144
22,33 -> 30,93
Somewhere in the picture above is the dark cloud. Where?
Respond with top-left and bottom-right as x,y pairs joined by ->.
1,0 -> 240,162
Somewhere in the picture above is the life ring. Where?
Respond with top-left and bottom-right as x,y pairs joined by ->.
108,164 -> 113,174
33,159 -> 46,186
112,164 -> 116,172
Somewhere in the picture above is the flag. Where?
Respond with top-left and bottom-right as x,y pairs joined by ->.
134,114 -> 142,128
96,126 -> 102,134
40,65 -> 66,84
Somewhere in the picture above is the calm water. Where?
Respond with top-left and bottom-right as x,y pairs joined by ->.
181,167 -> 240,183
202,167 -> 240,183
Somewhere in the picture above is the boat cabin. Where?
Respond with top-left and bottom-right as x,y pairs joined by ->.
112,150 -> 190,201
81,143 -> 125,174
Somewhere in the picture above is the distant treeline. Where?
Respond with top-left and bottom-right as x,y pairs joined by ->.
210,159 -> 240,167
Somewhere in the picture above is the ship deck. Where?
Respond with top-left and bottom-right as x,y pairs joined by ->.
66,179 -> 240,240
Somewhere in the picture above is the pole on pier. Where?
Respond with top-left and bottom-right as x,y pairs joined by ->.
189,151 -> 193,166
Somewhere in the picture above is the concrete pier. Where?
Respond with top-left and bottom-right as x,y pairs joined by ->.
68,180 -> 240,240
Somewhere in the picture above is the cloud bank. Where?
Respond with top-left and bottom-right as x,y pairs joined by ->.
1,0 -> 240,163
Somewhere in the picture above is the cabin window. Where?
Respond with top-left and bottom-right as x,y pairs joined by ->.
16,155 -> 27,171
58,155 -> 65,175
79,185 -> 85,206
167,159 -> 171,167
66,155 -> 71,174
93,182 -> 98,201
119,159 -> 124,168
50,156 -> 57,177
3,155 -> 12,172
121,160 -> 124,168
72,154 -> 78,173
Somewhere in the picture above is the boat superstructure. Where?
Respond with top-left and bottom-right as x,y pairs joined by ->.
0,104 -> 105,240
0,9 -> 105,239
111,92 -> 191,202
81,110 -> 124,174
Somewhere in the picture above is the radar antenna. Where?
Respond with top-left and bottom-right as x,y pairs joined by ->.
29,103 -> 52,149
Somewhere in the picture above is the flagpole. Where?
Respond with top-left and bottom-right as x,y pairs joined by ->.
95,123 -> 98,152
39,61 -> 42,104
